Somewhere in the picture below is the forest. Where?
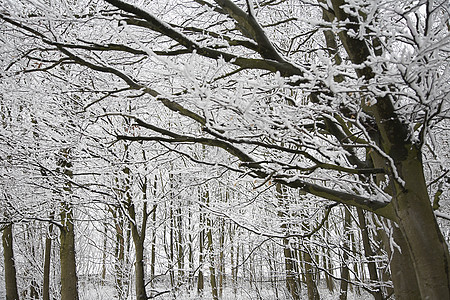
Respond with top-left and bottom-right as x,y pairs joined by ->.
0,0 -> 449,299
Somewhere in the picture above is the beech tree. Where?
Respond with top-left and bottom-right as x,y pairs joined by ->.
1,0 -> 449,299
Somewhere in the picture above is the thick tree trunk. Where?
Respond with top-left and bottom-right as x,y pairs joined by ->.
60,204 -> 79,300
283,240 -> 301,300
303,249 -> 320,300
377,221 -> 420,299
133,237 -> 147,300
129,201 -> 148,300
392,151 -> 450,299
3,224 -> 19,300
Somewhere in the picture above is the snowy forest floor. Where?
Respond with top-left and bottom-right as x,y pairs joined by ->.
80,281 -> 375,300
0,278 -> 375,300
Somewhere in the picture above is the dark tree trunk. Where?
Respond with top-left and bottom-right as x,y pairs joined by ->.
338,207 -> 351,300
3,224 -> 19,300
60,204 -> 79,300
43,222 -> 54,300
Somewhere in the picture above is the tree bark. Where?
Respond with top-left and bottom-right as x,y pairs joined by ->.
43,221 -> 54,300
3,224 -> 19,300
392,154 -> 450,299
112,209 -> 127,299
197,210 -> 205,294
128,186 -> 148,300
150,203 -> 157,288
303,249 -> 320,300
338,207 -> 351,300
377,221 -> 420,299
60,203 -> 79,300
277,184 -> 301,300
207,224 -> 219,300
133,236 -> 147,300
356,209 -> 384,300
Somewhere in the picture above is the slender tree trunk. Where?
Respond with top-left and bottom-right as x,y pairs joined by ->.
3,224 -> 19,300
356,209 -> 384,300
101,221 -> 108,285
43,221 -> 54,300
201,188 -> 219,300
276,183 -> 301,300
25,225 -> 39,299
197,221 -> 205,294
127,174 -> 148,300
323,221 -> 335,292
176,207 -> 184,285
150,203 -> 157,287
338,207 -> 351,300
197,190 -> 206,295
207,224 -> 219,300
218,219 -> 225,298
112,209 -> 126,299
187,205 -> 194,289
169,203 -> 175,289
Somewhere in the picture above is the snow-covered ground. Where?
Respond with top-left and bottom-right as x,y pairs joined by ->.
78,281 -> 375,300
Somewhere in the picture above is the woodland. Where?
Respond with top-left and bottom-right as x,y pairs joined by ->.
0,0 -> 449,299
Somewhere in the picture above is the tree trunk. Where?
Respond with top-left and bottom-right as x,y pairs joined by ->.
187,205 -> 195,289
283,240 -> 301,300
197,215 -> 205,294
356,209 -> 384,300
276,183 -> 301,300
3,224 -> 19,300
112,208 -> 127,299
377,221 -> 420,299
218,220 -> 225,298
43,221 -> 54,300
207,225 -> 219,300
128,194 -> 148,300
229,223 -> 238,295
150,203 -> 157,287
60,203 -> 79,300
303,249 -> 320,300
392,154 -> 450,299
133,236 -> 147,300
176,207 -> 184,284
339,207 -> 351,300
